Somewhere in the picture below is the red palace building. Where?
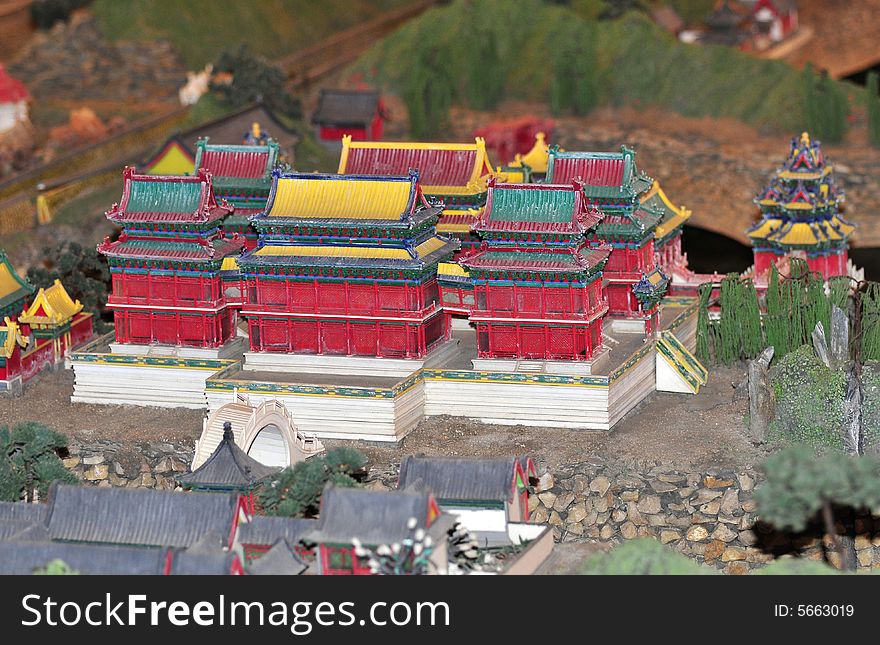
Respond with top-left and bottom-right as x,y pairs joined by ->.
238,171 -> 459,358
193,138 -> 280,250
98,168 -> 245,349
458,179 -> 612,362
546,146 -> 669,333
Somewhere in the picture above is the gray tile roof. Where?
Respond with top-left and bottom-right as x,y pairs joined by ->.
312,89 -> 381,126
247,539 -> 307,576
398,456 -> 518,502
303,484 -> 433,547
44,483 -> 242,549
0,519 -> 36,540
0,500 -> 46,523
167,549 -> 240,575
177,424 -> 278,490
238,516 -> 316,546
0,541 -> 167,575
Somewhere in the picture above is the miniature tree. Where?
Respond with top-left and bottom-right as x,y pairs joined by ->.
211,44 -> 302,121
579,538 -> 714,575
352,517 -> 435,575
755,447 -> 880,571
550,23 -> 598,117
695,282 -> 713,363
868,72 -> 880,148
463,26 -> 504,111
402,42 -> 455,139
801,64 -> 847,144
258,447 -> 367,518
0,422 -> 77,503
27,241 -> 110,332
34,559 -> 79,575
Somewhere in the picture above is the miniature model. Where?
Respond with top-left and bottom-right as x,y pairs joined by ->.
98,168 -> 244,349
246,539 -> 308,575
457,179 -> 612,362
546,145 -> 669,333
194,397 -> 325,470
0,63 -> 32,176
502,131 -> 551,183
236,515 -> 315,563
312,88 -> 386,144
337,136 -> 498,254
0,249 -> 33,320
239,171 -> 458,359
141,135 -> 196,176
397,456 -> 534,540
194,137 -> 280,249
747,132 -> 855,282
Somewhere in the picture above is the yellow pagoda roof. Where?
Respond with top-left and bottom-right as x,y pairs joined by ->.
0,317 -> 28,359
220,256 -> 240,271
268,175 -> 413,220
644,181 -> 692,240
749,215 -> 855,247
777,222 -> 818,246
0,256 -> 33,305
515,132 -> 551,174
747,218 -> 783,241
19,279 -> 83,326
338,135 -> 498,196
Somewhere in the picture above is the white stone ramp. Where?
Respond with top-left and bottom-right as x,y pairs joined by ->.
655,331 -> 708,394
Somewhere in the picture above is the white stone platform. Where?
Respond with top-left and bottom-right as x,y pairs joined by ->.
109,337 -> 246,361
242,338 -> 461,378
470,346 -> 610,375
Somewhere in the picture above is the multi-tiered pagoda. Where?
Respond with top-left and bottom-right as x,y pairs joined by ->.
238,171 -> 459,358
193,138 -> 279,250
98,168 -> 244,349
747,132 -> 854,280
459,179 -> 611,362
547,146 -> 669,333
337,136 -> 497,255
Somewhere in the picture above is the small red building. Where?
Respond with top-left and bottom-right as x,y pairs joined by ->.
458,179 -> 611,362
547,146 -> 669,333
312,89 -> 385,143
98,168 -> 244,348
239,171 -> 459,358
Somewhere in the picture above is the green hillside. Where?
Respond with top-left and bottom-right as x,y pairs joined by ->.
353,0 -> 858,134
92,0 -> 409,68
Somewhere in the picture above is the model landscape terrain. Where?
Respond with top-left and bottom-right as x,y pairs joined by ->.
0,0 -> 879,576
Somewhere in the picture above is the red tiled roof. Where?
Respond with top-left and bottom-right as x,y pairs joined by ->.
463,245 -> 611,273
343,147 -> 478,187
0,65 -> 28,103
550,157 -> 624,186
200,150 -> 270,179
98,237 -> 243,262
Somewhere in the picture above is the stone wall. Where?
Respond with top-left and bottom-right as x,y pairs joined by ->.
530,461 -> 880,573
62,439 -> 194,490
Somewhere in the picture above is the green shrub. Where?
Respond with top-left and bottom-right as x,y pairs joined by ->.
580,538 -> 714,575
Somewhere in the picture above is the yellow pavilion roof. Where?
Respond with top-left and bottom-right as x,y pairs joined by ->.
253,236 -> 453,262
220,256 -> 240,271
19,279 -> 83,326
438,262 -> 468,278
267,175 -> 414,220
746,218 -> 783,241
511,132 -> 550,174
0,258 -> 32,305
644,181 -> 692,240
0,317 -> 28,359
748,216 -> 855,247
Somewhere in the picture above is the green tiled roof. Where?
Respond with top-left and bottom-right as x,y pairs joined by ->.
489,187 -> 576,223
127,180 -> 203,213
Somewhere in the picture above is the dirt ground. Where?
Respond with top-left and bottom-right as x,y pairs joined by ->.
0,363 -> 769,473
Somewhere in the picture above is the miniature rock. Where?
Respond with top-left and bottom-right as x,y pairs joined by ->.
84,464 -> 109,481
536,472 -> 555,492
703,539 -> 725,561
619,521 -> 638,539
636,495 -> 662,514
686,525 -> 709,542
82,454 -> 105,466
659,529 -> 681,544
711,523 -> 738,543
589,475 -> 611,496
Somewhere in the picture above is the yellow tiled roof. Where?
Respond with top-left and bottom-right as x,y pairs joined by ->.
437,222 -> 475,234
0,317 -> 28,359
777,223 -> 817,246
648,181 -> 692,240
220,256 -> 240,271
255,245 -> 412,260
414,237 -> 448,257
512,132 -> 550,174
438,262 -> 468,277
19,280 -> 83,325
268,176 -> 413,220
0,262 -> 27,302
747,218 -> 783,241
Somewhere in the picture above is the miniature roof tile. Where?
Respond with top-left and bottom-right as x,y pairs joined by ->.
247,539 -> 308,576
397,456 -> 525,502
312,89 -> 382,126
0,501 -> 46,523
18,280 -> 83,326
43,483 -> 242,549
462,244 -> 611,275
547,146 -> 654,202
640,181 -> 692,241
98,236 -> 244,262
238,516 -> 317,546
303,485 -> 436,547
177,423 -> 278,491
256,171 -> 434,224
194,139 -> 279,183
0,317 -> 28,359
0,250 -> 35,312
338,136 -> 495,193
167,549 -> 241,575
476,180 -> 603,235
106,167 -> 232,224
0,64 -> 29,103
0,541 -> 167,575
0,519 -> 36,540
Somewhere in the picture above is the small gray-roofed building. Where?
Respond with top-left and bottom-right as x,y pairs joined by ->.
0,500 -> 46,523
167,548 -> 242,575
238,515 -> 316,548
0,541 -> 167,575
312,89 -> 382,129
177,422 -> 279,492
0,519 -> 36,540
303,484 -> 434,547
44,483 -> 244,550
398,456 -> 521,503
247,539 -> 307,576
